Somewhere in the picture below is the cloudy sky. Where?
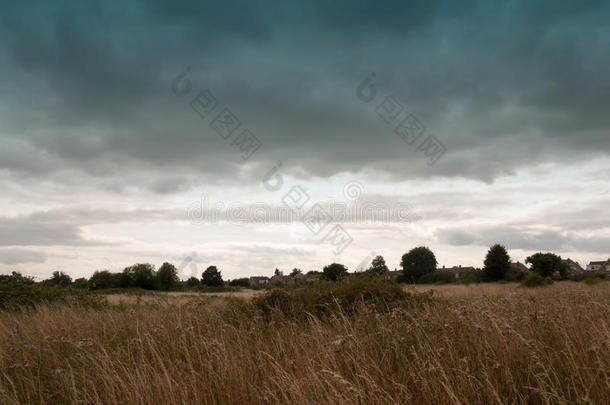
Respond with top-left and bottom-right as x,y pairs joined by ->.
1,0 -> 609,280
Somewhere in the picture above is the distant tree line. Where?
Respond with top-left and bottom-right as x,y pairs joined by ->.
35,263 -> 229,291
13,244 -> 590,291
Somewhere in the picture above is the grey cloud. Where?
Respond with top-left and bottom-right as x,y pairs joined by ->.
0,208 -> 158,247
0,216 -> 88,246
25,207 -> 183,226
148,177 -> 194,195
0,249 -> 48,265
437,225 -> 610,254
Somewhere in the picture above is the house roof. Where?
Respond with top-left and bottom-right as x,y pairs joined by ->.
439,266 -> 476,273
562,258 -> 584,275
510,262 -> 530,272
270,274 -> 307,283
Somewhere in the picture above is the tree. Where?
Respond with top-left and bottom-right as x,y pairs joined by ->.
401,247 -> 437,282
483,244 -> 511,281
367,255 -> 389,276
290,268 -> 302,276
274,268 -> 283,276
229,278 -> 250,287
73,278 -> 88,288
322,263 -> 348,281
123,263 -> 157,290
1,272 -> 34,285
201,266 -> 224,287
118,269 -> 132,288
526,253 -> 567,279
185,276 -> 200,287
89,270 -> 120,290
45,271 -> 72,287
156,262 -> 179,291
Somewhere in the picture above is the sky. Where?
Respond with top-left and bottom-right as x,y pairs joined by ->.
0,0 -> 609,281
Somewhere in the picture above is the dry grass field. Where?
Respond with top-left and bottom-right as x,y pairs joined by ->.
102,289 -> 261,306
0,281 -> 608,404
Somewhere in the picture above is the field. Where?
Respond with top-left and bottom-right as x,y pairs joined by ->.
0,281 -> 608,404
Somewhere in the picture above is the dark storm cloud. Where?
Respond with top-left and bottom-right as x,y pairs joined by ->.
0,0 -> 609,185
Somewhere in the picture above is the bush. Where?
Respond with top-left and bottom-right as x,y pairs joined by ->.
322,263 -> 348,281
504,267 -> 526,282
458,270 -> 487,284
521,273 -> 553,287
191,285 -> 240,293
416,271 -> 456,284
184,277 -> 200,288
571,274 -> 607,284
73,278 -> 89,288
583,276 -> 607,285
0,273 -> 106,310
253,276 -> 431,320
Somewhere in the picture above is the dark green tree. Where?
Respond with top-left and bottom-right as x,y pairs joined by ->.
322,263 -> 348,281
156,262 -> 179,291
89,270 -> 120,290
123,263 -> 157,290
367,255 -> 389,276
229,277 -> 250,287
526,253 -> 567,279
290,268 -> 302,276
483,244 -> 511,281
401,247 -> 437,283
185,276 -> 200,288
45,271 -> 72,287
0,272 -> 34,285
118,269 -> 132,288
73,277 -> 88,289
201,266 -> 224,287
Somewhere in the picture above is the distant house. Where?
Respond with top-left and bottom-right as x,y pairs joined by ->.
384,270 -> 402,280
270,273 -> 307,285
304,272 -> 321,282
510,261 -> 531,273
249,276 -> 270,287
603,260 -> 610,276
562,259 -> 584,277
438,265 -> 477,279
586,259 -> 610,273
270,275 -> 291,285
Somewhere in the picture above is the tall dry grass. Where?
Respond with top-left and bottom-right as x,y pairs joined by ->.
0,282 -> 608,404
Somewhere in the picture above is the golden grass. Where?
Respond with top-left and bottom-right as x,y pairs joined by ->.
0,282 -> 608,404
407,280 -> 581,298
103,290 -> 261,306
